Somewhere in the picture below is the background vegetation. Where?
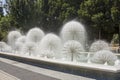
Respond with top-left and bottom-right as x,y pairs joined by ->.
0,0 -> 119,43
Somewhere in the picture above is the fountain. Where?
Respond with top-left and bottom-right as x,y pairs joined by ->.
62,40 -> 86,61
26,27 -> 45,43
0,41 -> 12,52
7,30 -> 22,50
0,20 -> 120,80
60,21 -> 87,47
0,42 -> 7,51
16,36 -> 26,44
5,45 -> 12,53
91,50 -> 117,65
14,42 -> 24,53
90,40 -> 110,52
22,42 -> 37,56
39,33 -> 62,58
40,50 -> 54,59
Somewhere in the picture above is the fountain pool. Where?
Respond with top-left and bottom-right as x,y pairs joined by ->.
0,20 -> 120,80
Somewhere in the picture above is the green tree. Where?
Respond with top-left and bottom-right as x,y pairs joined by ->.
0,15 -> 17,41
6,0 -> 43,31
6,0 -> 84,33
111,0 -> 120,45
42,0 -> 83,32
78,0 -> 120,41
5,0 -> 119,42
111,34 -> 119,44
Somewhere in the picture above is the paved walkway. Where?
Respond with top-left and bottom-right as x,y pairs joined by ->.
0,57 -> 95,80
0,60 -> 58,80
0,70 -> 20,80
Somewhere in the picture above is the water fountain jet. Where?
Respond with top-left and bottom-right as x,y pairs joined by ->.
26,27 -> 45,43
60,20 -> 87,47
16,36 -> 26,44
90,40 -> 110,52
91,50 -> 117,65
7,30 -> 22,50
22,42 -> 36,56
62,40 -> 85,61
15,42 -> 24,53
39,33 -> 62,58
0,42 -> 7,52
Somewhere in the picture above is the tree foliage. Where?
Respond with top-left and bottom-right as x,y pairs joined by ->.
6,0 -> 43,30
5,0 -> 83,32
78,0 -> 120,41
0,15 -> 17,41
0,0 -> 119,42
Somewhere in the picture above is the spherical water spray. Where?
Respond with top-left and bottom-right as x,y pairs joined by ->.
7,31 -> 22,50
15,42 -> 24,53
16,36 -> 26,44
26,27 -> 45,43
0,42 -> 7,52
40,50 -> 54,59
62,40 -> 85,61
90,40 -> 110,52
60,21 -> 87,47
22,42 -> 36,56
39,33 -> 62,58
91,50 -> 117,65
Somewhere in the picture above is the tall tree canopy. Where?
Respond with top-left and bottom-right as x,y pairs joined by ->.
6,0 -> 84,33
0,0 -> 119,42
78,0 -> 120,41
6,0 -> 43,30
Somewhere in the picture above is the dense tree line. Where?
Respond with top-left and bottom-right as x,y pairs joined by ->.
0,0 -> 119,43
78,0 -> 120,42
